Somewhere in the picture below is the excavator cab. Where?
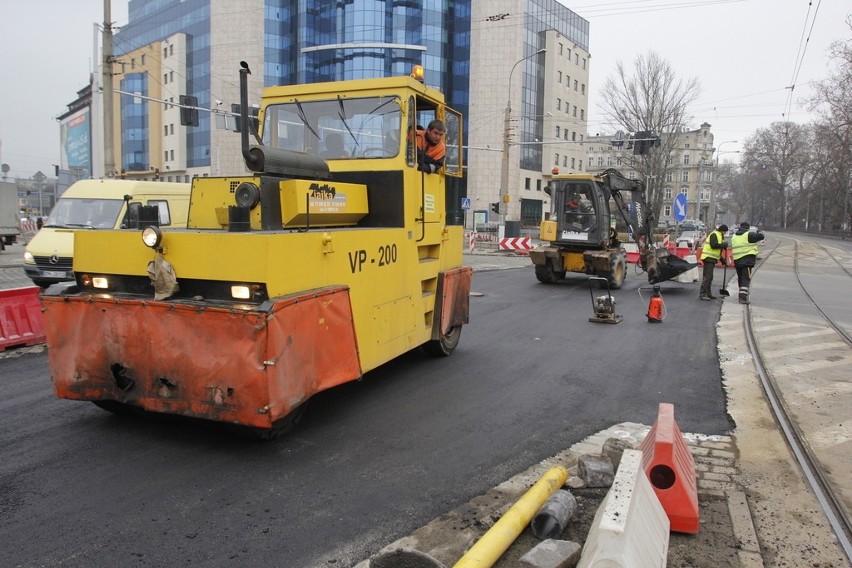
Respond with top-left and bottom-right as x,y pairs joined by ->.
547,179 -> 610,247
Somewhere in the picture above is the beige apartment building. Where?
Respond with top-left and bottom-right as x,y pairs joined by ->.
585,123 -> 717,227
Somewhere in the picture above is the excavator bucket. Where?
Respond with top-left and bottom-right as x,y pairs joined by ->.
644,249 -> 697,284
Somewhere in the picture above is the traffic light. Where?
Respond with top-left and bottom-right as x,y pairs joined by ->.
179,95 -> 199,127
490,202 -> 500,214
230,104 -> 260,134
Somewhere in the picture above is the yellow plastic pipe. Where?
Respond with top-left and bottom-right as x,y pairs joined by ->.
452,465 -> 569,568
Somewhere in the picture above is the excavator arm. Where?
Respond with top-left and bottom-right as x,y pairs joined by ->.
598,168 -> 696,284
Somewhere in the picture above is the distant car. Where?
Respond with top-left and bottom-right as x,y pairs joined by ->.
676,230 -> 701,249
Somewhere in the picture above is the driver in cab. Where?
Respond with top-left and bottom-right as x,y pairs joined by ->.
415,120 -> 446,173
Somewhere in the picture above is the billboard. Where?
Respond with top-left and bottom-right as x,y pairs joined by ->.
59,107 -> 91,178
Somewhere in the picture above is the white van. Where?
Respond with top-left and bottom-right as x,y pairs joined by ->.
24,179 -> 191,287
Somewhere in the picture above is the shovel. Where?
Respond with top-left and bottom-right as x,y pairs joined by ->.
719,249 -> 730,296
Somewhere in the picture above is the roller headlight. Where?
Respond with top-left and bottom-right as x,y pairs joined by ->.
141,225 -> 162,249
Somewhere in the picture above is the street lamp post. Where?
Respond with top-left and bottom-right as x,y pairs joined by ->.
710,140 -> 738,227
500,48 -> 546,222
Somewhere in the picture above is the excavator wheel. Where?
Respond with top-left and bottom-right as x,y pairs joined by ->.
535,261 -> 564,284
598,255 -> 626,290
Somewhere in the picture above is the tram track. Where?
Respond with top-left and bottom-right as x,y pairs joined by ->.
743,236 -> 852,563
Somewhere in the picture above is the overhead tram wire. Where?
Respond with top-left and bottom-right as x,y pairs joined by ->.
782,0 -> 823,125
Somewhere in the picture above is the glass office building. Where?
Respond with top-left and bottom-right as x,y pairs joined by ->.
114,0 -> 471,174
108,0 -> 588,224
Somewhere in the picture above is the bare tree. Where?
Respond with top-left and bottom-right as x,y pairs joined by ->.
599,50 -> 700,222
740,122 -> 811,228
807,16 -> 852,230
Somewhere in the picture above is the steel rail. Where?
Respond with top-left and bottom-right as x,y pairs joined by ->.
743,237 -> 852,563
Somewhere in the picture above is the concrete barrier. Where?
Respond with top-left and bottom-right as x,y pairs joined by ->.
577,449 -> 669,567
0,286 -> 46,351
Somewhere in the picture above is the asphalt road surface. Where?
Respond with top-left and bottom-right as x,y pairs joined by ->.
0,261 -> 731,567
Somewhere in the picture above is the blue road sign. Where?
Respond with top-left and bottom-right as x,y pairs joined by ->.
461,197 -> 471,210
673,193 -> 687,222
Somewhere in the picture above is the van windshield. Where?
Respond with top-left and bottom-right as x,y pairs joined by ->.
44,198 -> 124,229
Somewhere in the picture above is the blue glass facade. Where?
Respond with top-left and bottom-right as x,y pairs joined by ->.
120,73 -> 149,171
519,0 -> 589,172
115,0 -> 470,173
116,0 -> 211,169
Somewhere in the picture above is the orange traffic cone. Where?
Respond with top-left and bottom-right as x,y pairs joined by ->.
637,403 -> 699,533
646,285 -> 664,323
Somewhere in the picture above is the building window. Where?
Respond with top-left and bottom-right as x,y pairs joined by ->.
170,124 -> 174,135
580,109 -> 585,120
666,171 -> 673,182
665,187 -> 673,199
562,156 -> 567,167
581,84 -> 585,95
575,53 -> 579,65
170,149 -> 174,161
597,156 -> 604,167
564,131 -> 569,140
164,125 -> 168,136
667,155 -> 674,165
573,105 -> 577,117
664,205 -> 672,217
537,179 -> 542,191
607,156 -> 613,166
567,49 -> 571,60
163,47 -> 168,58
557,71 -> 562,83
141,54 -> 146,65
566,75 -> 570,87
164,151 -> 168,161
582,58 -> 587,70
571,157 -> 575,168
525,178 -> 531,190
680,186 -> 688,195
681,171 -> 689,182
556,98 -> 561,110
683,154 -> 689,165
588,157 -> 593,166
555,153 -> 560,165
559,43 -> 563,55
163,73 -> 168,84
169,44 -> 174,56
555,125 -> 560,138
572,131 -> 577,141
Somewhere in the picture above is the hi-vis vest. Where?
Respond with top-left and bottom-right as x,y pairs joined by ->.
731,232 -> 758,260
700,230 -> 724,261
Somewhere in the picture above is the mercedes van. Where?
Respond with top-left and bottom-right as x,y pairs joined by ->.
24,179 -> 191,287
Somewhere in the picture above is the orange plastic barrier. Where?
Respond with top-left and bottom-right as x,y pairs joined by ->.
0,287 -> 46,352
637,402 -> 699,533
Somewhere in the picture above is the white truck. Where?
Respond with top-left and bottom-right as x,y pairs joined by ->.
0,181 -> 22,250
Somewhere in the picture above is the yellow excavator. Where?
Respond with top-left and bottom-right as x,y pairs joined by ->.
530,168 -> 695,288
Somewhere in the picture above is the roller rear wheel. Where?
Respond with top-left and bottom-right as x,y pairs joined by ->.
423,325 -> 462,357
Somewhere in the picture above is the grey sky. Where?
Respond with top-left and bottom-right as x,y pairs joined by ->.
0,1 -> 849,180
